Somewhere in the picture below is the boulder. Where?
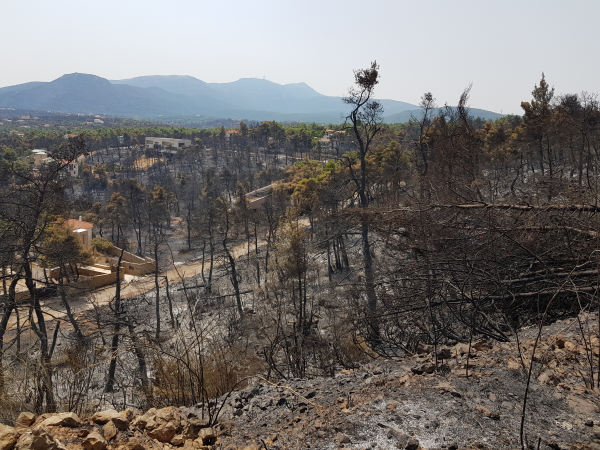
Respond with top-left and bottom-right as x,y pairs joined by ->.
38,412 -> 82,428
170,434 -> 185,446
131,416 -> 146,430
91,410 -> 129,430
15,413 -> 36,429
82,432 -> 107,450
146,422 -> 177,443
102,421 -> 117,441
155,407 -> 181,424
30,415 -> 55,429
0,424 -> 18,450
121,409 -> 135,422
198,427 -> 216,445
182,417 -> 209,440
15,428 -> 62,450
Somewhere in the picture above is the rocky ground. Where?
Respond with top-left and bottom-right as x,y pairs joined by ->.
2,313 -> 600,450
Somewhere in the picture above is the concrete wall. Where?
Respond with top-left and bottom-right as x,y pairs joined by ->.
106,246 -> 155,274
76,270 -> 124,289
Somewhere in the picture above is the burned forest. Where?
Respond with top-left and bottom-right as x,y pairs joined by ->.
1,67 -> 600,449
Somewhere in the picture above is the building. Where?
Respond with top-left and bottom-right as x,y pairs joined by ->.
63,217 -> 94,250
319,129 -> 345,154
59,160 -> 79,178
145,137 -> 191,152
30,149 -> 48,166
225,130 -> 240,142
29,150 -> 79,177
93,118 -> 104,124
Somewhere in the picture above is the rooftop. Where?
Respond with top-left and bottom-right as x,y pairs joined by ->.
64,218 -> 94,230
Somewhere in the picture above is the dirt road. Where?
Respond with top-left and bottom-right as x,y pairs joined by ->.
5,239 -> 259,331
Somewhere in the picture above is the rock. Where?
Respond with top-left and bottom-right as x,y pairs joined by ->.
416,342 -> 432,354
121,409 -> 135,422
102,421 -> 117,441
475,405 -> 500,420
38,412 -> 82,428
507,360 -> 521,370
198,427 -> 216,445
15,413 -> 36,429
146,422 -> 177,443
454,343 -> 474,356
182,417 -> 209,439
386,428 -> 409,448
472,339 -> 492,352
241,446 -> 262,450
405,437 -> 419,450
586,419 -> 594,427
411,363 -> 435,375
131,416 -> 147,430
336,433 -> 351,444
215,420 -> 234,437
567,394 -> 598,414
155,406 -> 183,428
0,424 -> 18,450
265,434 -> 278,446
82,432 -> 107,450
30,415 -> 55,429
436,347 -> 452,360
115,438 -> 145,450
538,370 -> 561,386
92,410 -> 129,431
171,434 -> 185,446
15,427 -> 61,450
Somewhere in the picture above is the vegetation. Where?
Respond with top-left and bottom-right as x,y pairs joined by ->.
1,66 -> 600,448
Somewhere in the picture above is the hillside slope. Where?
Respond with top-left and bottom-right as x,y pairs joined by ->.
385,107 -> 505,124
1,314 -> 598,449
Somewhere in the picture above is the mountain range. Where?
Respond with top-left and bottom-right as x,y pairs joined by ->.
0,73 -> 503,124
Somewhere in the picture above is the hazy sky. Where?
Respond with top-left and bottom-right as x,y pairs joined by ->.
2,0 -> 598,114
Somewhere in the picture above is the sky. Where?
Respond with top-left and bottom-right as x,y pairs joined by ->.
1,0 -> 599,115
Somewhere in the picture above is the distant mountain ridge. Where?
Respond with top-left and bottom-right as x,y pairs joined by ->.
0,73 -> 503,124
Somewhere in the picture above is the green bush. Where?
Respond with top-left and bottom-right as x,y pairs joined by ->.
91,237 -> 114,252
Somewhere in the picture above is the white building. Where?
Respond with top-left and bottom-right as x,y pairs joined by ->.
145,137 -> 191,152
30,149 -> 48,166
29,149 -> 78,177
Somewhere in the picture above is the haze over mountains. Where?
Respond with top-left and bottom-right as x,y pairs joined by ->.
0,73 -> 504,124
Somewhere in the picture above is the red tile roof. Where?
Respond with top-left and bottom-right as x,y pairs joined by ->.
64,219 -> 94,230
